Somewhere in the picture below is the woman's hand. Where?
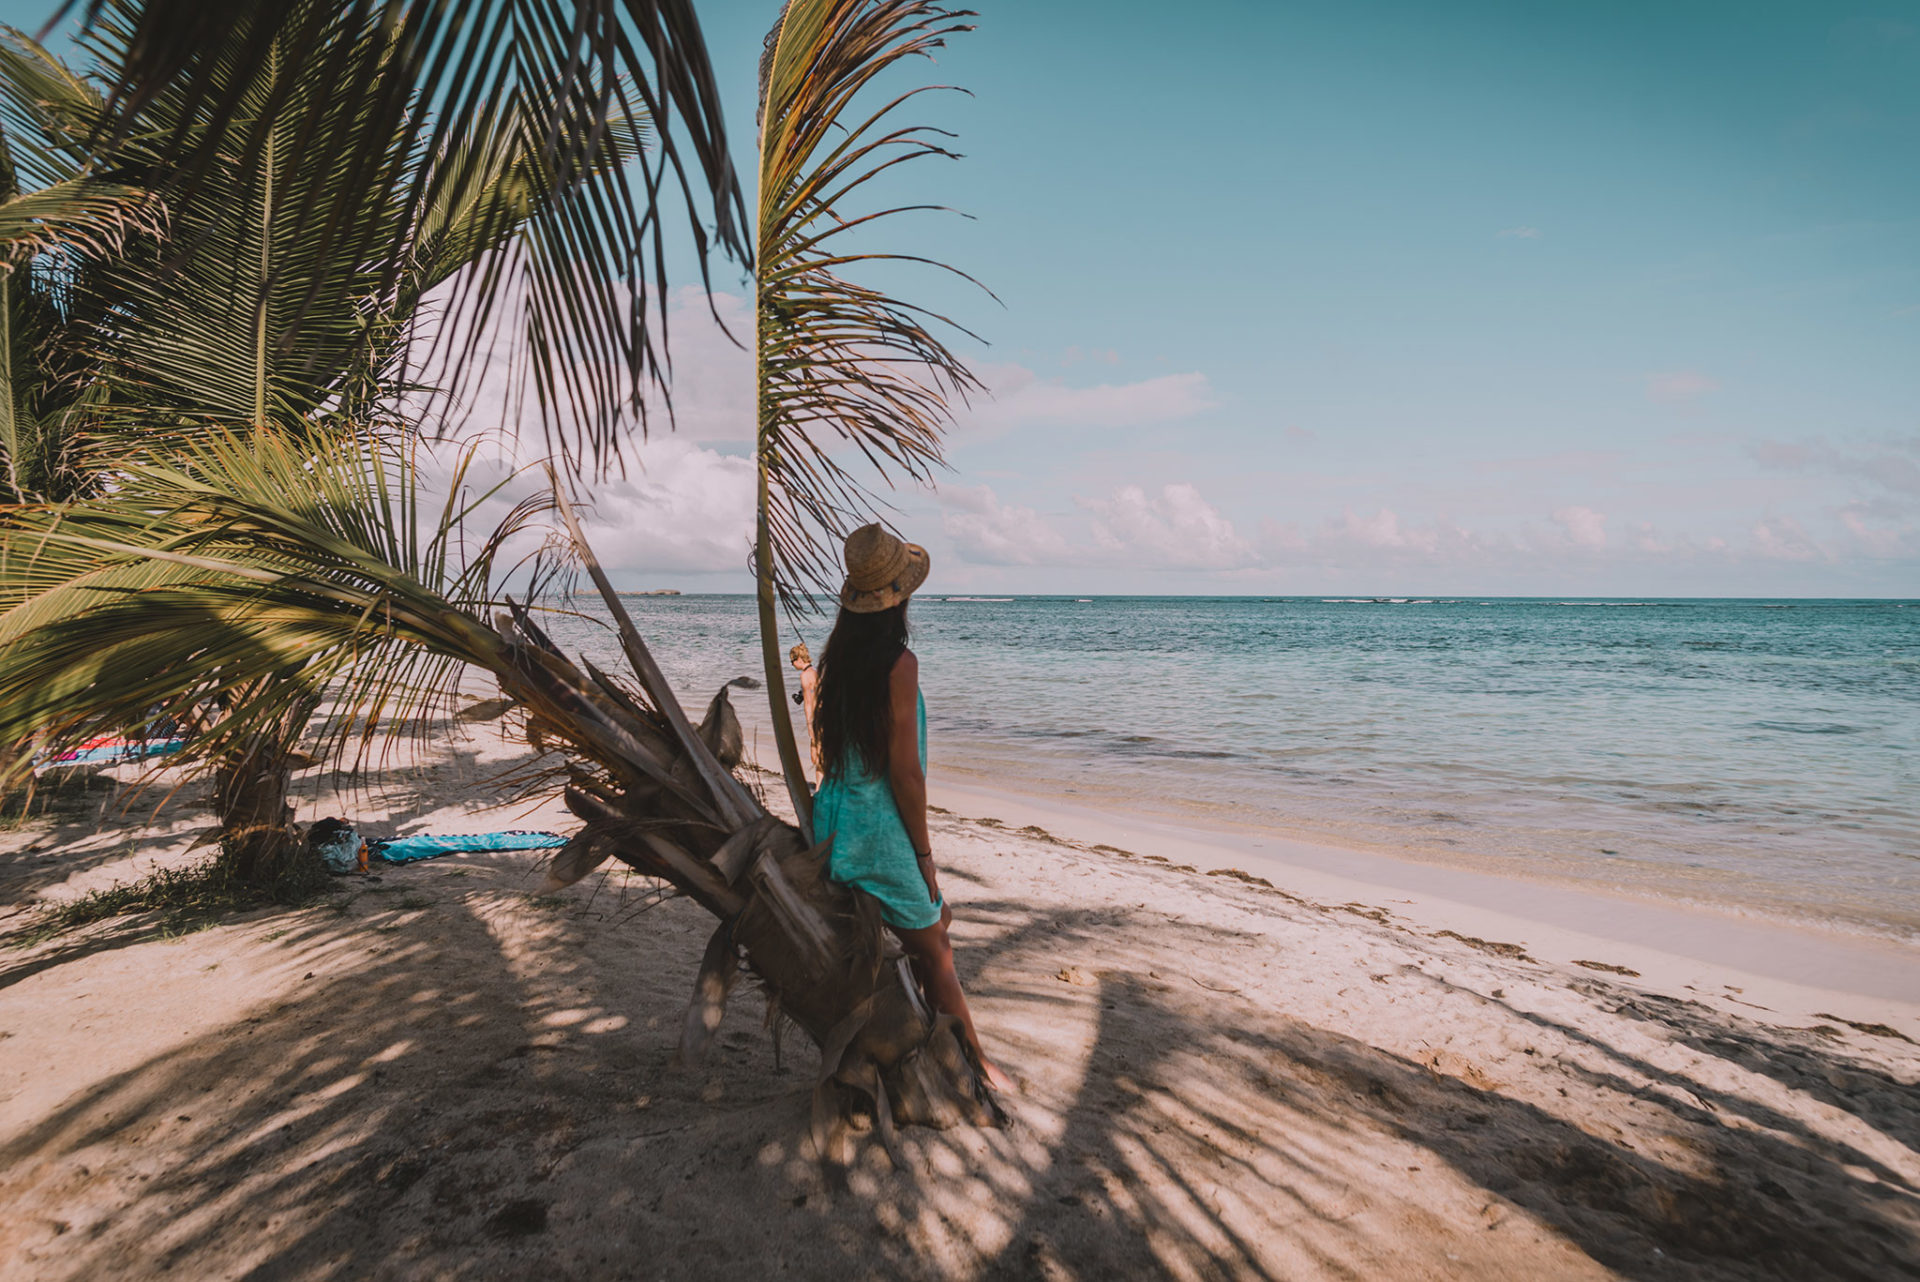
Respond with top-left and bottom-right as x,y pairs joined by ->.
917,850 -> 941,904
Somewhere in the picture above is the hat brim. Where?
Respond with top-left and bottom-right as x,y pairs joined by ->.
840,543 -> 929,613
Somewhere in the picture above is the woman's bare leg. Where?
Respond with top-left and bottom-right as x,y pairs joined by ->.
894,914 -> 1012,1092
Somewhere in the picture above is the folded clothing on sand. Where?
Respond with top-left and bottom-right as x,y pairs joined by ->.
368,830 -> 568,864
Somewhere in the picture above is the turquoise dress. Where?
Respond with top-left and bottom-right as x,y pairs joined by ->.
814,690 -> 942,930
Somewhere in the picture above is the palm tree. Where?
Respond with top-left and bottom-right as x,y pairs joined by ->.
0,265 -> 103,504
0,0 -> 1003,1146
0,430 -> 1001,1148
0,10 -> 648,885
751,0 -> 984,831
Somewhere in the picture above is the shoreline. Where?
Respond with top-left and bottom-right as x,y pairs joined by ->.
725,681 -> 1920,951
921,745 -> 1920,944
927,775 -> 1920,1030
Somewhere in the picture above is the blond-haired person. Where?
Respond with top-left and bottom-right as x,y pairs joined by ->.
788,641 -> 823,777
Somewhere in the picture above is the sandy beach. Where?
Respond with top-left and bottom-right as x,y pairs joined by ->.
1,721 -> 1916,1280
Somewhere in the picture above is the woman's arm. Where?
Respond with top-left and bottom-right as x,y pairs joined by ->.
886,650 -> 937,900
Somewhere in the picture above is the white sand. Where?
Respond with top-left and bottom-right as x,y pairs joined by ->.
1,723 -> 1915,1280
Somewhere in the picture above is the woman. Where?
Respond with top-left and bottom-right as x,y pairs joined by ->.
812,523 -> 1011,1093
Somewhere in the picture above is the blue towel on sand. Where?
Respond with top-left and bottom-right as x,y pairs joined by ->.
47,738 -> 187,766
369,830 -> 568,863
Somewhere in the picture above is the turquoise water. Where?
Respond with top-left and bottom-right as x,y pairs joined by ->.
545,596 -> 1919,939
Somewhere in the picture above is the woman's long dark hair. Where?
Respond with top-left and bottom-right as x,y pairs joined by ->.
815,601 -> 909,779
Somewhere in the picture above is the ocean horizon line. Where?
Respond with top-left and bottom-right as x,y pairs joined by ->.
597,590 -> 1918,604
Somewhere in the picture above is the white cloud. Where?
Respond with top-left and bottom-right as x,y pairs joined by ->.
635,290 -> 755,441
433,436 -> 753,578
1084,483 -> 1257,570
1629,522 -> 1672,554
940,484 -> 1074,566
1277,508 -> 1503,566
961,364 -> 1215,437
1839,506 -> 1918,559
1750,434 -> 1920,502
1646,370 -> 1719,404
576,440 -> 755,574
1330,507 -> 1435,552
941,478 -> 1908,580
1749,514 -> 1824,562
940,481 -> 1254,570
1552,505 -> 1608,549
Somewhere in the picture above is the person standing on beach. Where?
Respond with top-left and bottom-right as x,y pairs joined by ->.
812,524 -> 1011,1093
788,641 -> 823,777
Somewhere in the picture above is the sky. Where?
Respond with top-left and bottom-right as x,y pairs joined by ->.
8,1 -> 1919,596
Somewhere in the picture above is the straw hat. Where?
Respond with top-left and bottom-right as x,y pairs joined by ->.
839,522 -> 930,613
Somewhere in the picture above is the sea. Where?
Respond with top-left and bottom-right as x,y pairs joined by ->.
544,596 -> 1919,942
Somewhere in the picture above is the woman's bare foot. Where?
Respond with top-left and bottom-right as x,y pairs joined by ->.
979,1059 -> 1015,1094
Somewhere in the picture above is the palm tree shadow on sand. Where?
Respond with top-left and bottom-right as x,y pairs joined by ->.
0,721 -> 539,997
2,863 -> 1915,1280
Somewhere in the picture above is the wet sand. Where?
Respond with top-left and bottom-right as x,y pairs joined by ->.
0,723 -> 1914,1279
931,780 -> 1920,1018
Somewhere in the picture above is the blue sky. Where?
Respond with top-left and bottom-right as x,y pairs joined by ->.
8,2 -> 1918,595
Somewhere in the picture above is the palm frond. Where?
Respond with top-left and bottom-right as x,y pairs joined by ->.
0,429 -> 546,782
746,1 -> 984,832
47,0 -> 748,473
63,5 -> 425,433
0,427 -> 757,839
0,23 -> 103,188
0,48 -> 119,505
0,10 -> 646,473
756,0 -> 986,607
0,178 -> 159,261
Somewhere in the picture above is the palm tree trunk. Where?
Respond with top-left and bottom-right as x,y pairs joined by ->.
212,738 -> 298,884
210,684 -> 320,894
754,459 -> 814,841
754,237 -> 814,839
519,535 -> 998,1156
553,690 -> 1000,1157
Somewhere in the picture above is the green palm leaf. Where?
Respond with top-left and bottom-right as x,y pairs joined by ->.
750,0 -> 985,826
1,12 -> 649,475
0,26 -> 145,501
45,0 -> 747,471
0,429 -> 549,783
0,177 -> 158,261
58,6 -> 474,434
756,0 -> 984,598
0,424 -> 764,848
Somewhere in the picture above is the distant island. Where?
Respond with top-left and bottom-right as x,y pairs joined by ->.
622,589 -> 681,596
